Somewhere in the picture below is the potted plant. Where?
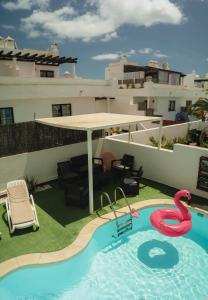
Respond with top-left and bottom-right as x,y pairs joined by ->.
25,176 -> 38,194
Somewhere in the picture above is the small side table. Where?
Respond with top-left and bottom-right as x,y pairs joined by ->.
121,177 -> 139,195
63,182 -> 89,208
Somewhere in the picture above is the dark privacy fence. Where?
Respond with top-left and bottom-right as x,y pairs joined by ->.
0,121 -> 102,158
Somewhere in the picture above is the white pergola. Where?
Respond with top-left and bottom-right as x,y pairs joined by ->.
36,113 -> 162,213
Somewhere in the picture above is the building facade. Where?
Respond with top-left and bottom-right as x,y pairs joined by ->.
0,37 -> 205,125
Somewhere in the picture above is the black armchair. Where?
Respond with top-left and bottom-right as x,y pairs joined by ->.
125,166 -> 143,181
57,161 -> 78,186
111,154 -> 134,174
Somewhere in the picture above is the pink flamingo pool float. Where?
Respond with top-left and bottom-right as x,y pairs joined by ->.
150,190 -> 192,237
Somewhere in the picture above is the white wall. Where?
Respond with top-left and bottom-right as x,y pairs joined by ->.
0,61 -> 17,76
103,137 -> 208,199
109,96 -> 145,115
95,100 -> 108,113
0,76 -> 113,123
110,121 -> 201,145
155,97 -> 182,120
2,98 -> 94,122
105,62 -> 124,80
0,97 -> 96,122
0,77 -> 113,102
0,140 -> 99,190
183,73 -> 196,87
0,60 -> 36,77
155,97 -> 201,121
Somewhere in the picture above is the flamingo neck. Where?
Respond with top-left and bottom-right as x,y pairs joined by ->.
174,191 -> 189,219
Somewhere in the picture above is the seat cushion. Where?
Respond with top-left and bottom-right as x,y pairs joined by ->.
123,178 -> 137,185
114,165 -> 130,170
7,184 -> 29,203
11,200 -> 34,225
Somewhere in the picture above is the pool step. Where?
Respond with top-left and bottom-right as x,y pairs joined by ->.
117,218 -> 132,236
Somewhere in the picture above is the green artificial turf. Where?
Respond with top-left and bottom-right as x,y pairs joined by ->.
0,178 -> 206,263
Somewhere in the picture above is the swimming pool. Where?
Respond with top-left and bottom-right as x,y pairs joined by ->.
0,205 -> 208,300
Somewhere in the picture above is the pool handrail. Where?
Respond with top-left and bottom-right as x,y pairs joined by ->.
114,186 -> 132,214
100,192 -> 119,226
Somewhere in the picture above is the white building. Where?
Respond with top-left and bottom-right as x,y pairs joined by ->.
104,59 -> 205,122
0,37 -> 205,125
0,37 -> 114,124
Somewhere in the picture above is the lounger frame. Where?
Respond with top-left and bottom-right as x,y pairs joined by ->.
6,180 -> 39,234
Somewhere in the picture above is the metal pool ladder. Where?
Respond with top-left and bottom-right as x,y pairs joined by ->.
100,187 -> 134,237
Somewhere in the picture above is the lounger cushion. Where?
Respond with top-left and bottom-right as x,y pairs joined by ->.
7,185 -> 29,203
11,200 -> 34,225
7,183 -> 34,225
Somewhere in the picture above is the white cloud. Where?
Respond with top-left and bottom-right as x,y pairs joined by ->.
92,49 -> 137,61
92,53 -> 120,61
1,24 -> 15,30
2,0 -> 50,11
22,7 -> 76,39
20,0 -> 184,41
92,48 -> 170,61
128,49 -> 136,55
101,32 -> 118,42
154,50 -> 168,58
138,48 -> 153,55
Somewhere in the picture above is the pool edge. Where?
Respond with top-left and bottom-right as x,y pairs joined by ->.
0,199 -> 207,278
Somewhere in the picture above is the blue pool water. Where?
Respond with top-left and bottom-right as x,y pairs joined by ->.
0,206 -> 208,300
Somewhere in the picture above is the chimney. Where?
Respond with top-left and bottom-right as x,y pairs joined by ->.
0,36 -> 4,48
162,62 -> 169,70
64,71 -> 70,78
50,41 -> 59,55
148,60 -> 159,68
72,63 -> 76,79
5,36 -> 15,49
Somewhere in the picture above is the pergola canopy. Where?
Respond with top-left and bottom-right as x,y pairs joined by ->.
36,113 -> 161,131
36,113 -> 162,214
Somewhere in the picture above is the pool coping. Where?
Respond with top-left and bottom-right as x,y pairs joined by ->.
0,199 -> 207,278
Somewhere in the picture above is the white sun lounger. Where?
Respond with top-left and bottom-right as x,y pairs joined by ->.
6,180 -> 39,233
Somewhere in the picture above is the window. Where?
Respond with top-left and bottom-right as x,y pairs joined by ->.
169,73 -> 180,85
168,100 -> 176,112
186,100 -> 192,108
138,101 -> 147,111
40,70 -> 54,78
0,107 -> 14,125
52,104 -> 71,117
158,71 -> 169,84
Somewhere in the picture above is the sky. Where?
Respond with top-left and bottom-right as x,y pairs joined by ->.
0,0 -> 208,79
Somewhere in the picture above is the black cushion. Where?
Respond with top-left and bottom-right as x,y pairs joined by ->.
57,161 -> 78,184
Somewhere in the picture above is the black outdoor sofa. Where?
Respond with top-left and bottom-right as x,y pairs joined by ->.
57,154 -> 104,208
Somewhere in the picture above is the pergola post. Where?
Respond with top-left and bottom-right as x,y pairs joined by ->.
128,125 -> 131,143
87,130 -> 94,213
158,118 -> 163,149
